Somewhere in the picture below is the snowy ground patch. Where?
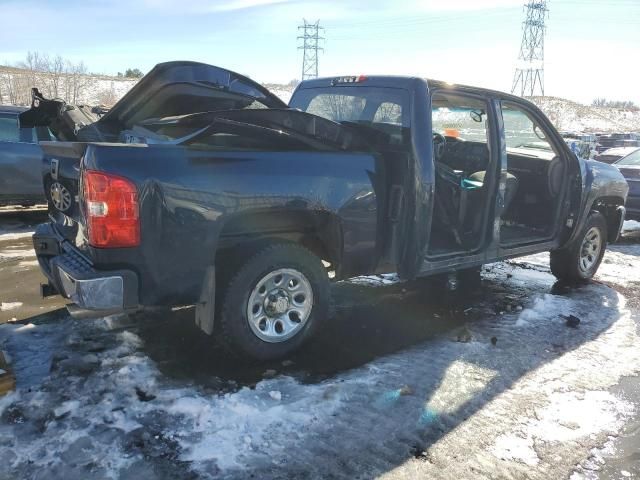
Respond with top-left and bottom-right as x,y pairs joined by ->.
0,249 -> 639,479
0,231 -> 34,242
0,302 -> 22,312
623,220 -> 640,234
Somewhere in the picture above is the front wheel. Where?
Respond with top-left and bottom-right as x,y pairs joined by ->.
217,242 -> 330,360
550,212 -> 608,282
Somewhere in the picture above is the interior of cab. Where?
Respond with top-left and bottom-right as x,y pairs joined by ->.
428,93 -> 497,255
427,94 -> 568,256
500,101 -> 566,244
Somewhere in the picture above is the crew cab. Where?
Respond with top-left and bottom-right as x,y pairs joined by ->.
22,62 -> 629,360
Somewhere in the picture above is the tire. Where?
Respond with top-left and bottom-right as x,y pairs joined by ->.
550,212 -> 608,283
216,242 -> 330,360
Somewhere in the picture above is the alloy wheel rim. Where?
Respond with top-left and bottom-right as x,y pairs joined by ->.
578,226 -> 602,273
50,182 -> 72,212
246,268 -> 313,343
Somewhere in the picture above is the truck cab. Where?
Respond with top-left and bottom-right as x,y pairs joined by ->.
289,76 -> 627,280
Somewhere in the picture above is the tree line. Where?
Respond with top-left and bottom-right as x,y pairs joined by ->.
592,98 -> 638,110
0,52 -> 142,106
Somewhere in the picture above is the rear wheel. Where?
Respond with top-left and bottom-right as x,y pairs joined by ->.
550,212 -> 607,282
217,242 -> 329,360
45,177 -> 74,213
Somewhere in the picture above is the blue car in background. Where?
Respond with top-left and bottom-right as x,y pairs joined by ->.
615,148 -> 640,221
0,105 -> 53,207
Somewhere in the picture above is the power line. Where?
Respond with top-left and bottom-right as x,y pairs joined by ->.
297,19 -> 324,80
512,1 -> 549,97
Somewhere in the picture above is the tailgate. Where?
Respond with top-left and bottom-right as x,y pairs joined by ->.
39,141 -> 90,250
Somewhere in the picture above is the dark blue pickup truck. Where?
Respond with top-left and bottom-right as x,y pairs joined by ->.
22,62 -> 629,360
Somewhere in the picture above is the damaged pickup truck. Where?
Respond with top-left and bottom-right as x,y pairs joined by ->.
22,61 -> 628,359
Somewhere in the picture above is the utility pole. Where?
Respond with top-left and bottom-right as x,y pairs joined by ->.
297,19 -> 324,80
511,1 -> 549,97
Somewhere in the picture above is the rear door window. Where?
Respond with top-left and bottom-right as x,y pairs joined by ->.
290,86 -> 410,149
0,113 -> 19,142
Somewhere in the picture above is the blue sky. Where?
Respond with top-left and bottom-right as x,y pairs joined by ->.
1,0 -> 638,104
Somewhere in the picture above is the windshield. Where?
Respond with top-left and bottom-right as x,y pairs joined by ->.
616,149 -> 640,166
290,86 -> 411,149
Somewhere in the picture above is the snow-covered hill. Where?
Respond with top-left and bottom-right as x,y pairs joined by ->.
528,96 -> 640,133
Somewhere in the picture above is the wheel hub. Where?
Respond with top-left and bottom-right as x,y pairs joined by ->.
579,226 -> 602,273
50,182 -> 71,212
264,289 -> 290,316
246,268 -> 313,343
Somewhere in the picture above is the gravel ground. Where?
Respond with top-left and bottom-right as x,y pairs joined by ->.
1,208 -> 639,479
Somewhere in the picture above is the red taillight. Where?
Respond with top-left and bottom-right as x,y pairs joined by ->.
83,170 -> 140,248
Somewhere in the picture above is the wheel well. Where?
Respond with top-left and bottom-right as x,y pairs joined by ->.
592,197 -> 625,242
215,209 -> 343,276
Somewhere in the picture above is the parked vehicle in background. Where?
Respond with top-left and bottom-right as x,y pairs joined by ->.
614,148 -> 640,221
0,105 -> 51,206
22,62 -> 629,360
595,146 -> 640,164
596,133 -> 640,153
561,131 -> 597,159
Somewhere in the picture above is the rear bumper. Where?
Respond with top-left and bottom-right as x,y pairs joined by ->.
33,223 -> 139,312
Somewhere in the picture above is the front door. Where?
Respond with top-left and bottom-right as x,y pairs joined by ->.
498,101 -> 569,246
427,91 -> 499,257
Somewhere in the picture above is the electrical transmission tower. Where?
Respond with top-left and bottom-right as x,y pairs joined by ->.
511,1 -> 549,97
297,19 -> 324,80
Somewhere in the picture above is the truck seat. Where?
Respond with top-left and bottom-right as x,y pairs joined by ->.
468,171 -> 518,211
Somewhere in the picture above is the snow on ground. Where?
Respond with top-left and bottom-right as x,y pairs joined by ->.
0,302 -> 22,312
623,220 -> 640,234
0,232 -> 34,242
0,247 -> 639,478
0,248 -> 36,261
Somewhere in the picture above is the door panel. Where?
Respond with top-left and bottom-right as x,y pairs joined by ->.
0,141 -> 45,199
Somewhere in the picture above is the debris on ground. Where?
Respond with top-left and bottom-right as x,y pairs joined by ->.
399,385 -> 413,396
561,314 -> 581,328
262,369 -> 278,379
456,325 -> 472,343
135,387 -> 156,402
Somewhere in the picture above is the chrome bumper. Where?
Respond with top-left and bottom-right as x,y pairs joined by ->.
57,266 -> 125,311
